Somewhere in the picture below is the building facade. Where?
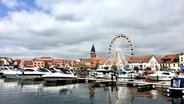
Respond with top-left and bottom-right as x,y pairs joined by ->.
128,55 -> 161,71
161,53 -> 184,71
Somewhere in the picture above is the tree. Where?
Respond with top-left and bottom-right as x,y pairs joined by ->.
104,66 -> 109,70
0,60 -> 4,66
93,62 -> 99,69
145,67 -> 151,70
45,62 -> 50,68
111,64 -> 117,70
134,66 -> 139,72
160,66 -> 168,70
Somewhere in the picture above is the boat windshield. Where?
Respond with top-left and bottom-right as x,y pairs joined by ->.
24,69 -> 35,72
162,72 -> 170,75
0,67 -> 10,71
37,68 -> 49,72
55,68 -> 72,74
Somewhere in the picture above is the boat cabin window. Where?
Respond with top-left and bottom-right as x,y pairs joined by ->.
162,72 -> 170,75
128,72 -> 134,74
38,68 -> 49,72
172,79 -> 181,88
121,72 -> 127,74
56,68 -> 72,74
96,71 -> 109,75
24,69 -> 35,72
0,67 -> 9,71
172,78 -> 184,88
62,70 -> 71,74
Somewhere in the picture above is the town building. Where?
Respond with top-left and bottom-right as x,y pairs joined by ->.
127,55 -> 161,71
19,59 -> 33,68
0,57 -> 13,66
179,53 -> 184,65
161,53 -> 184,71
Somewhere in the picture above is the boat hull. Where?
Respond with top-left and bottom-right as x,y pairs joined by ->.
167,87 -> 184,98
118,75 -> 137,79
42,73 -> 77,84
148,75 -> 173,81
4,72 -> 44,80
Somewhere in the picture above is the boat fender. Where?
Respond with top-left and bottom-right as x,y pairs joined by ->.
146,76 -> 148,82
149,76 -> 152,81
152,85 -> 155,89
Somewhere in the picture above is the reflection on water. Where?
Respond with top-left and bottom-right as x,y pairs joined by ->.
0,78 -> 174,104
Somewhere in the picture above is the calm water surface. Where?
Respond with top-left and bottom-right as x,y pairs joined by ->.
0,78 -> 179,104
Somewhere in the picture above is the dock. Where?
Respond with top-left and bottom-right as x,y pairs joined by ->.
76,77 -> 170,91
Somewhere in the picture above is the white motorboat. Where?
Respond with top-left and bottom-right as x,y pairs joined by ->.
3,68 -> 51,80
42,68 -> 77,83
177,73 -> 184,78
2,68 -> 22,79
167,77 -> 184,98
117,70 -> 138,79
93,69 -> 113,79
0,66 -> 13,77
18,68 -> 51,80
147,71 -> 176,81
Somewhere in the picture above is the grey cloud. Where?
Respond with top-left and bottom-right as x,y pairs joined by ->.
0,0 -> 184,59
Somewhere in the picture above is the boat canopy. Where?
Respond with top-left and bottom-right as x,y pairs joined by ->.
180,64 -> 184,71
171,77 -> 184,88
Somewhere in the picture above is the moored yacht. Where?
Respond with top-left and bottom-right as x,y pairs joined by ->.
18,68 -> 51,80
2,68 -> 22,79
117,70 -> 138,79
0,66 -> 13,77
93,69 -> 113,79
167,77 -> 184,98
3,68 -> 51,80
42,68 -> 77,83
147,71 -> 176,81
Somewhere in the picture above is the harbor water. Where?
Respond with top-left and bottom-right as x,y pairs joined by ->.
0,78 -> 181,104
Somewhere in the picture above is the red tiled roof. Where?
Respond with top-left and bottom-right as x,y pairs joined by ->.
155,56 -> 162,64
127,55 -> 153,63
0,57 -> 9,60
40,56 -> 52,59
162,54 -> 178,59
162,54 -> 179,63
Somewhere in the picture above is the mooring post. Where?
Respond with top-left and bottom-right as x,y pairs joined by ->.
111,74 -> 113,81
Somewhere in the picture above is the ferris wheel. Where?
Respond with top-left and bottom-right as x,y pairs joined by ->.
107,33 -> 134,69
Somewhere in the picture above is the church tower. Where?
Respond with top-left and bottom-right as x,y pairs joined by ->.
90,45 -> 96,68
90,44 -> 96,58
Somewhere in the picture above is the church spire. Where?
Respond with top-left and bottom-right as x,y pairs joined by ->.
91,44 -> 95,53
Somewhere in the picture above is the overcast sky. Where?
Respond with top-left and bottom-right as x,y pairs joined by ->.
0,0 -> 183,59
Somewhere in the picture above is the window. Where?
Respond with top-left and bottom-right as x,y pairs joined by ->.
172,79 -> 181,88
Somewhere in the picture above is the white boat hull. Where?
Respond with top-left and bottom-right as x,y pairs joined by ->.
42,73 -> 77,83
3,71 -> 47,80
148,71 -> 176,81
149,75 -> 173,81
118,74 -> 137,79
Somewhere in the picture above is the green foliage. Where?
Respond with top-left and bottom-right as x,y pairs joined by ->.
94,62 -> 99,69
133,66 -> 139,72
145,67 -> 151,70
104,66 -> 109,70
111,65 -> 117,70
44,62 -> 50,68
160,66 -> 168,70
